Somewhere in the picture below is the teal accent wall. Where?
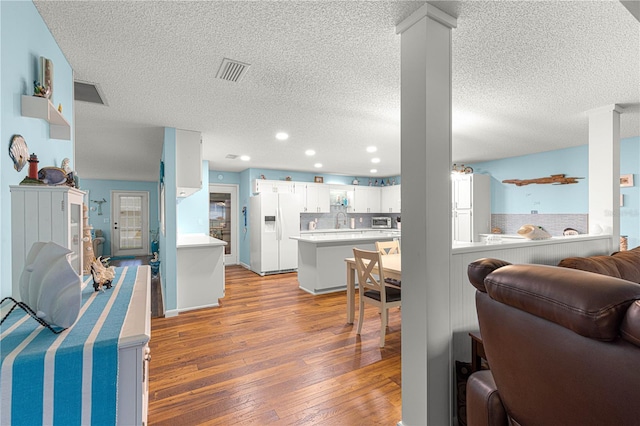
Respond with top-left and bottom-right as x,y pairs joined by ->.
238,169 -> 252,266
244,168 -> 401,186
80,179 -> 159,256
177,160 -> 210,234
471,145 -> 589,214
208,170 -> 240,185
620,137 -> 640,248
470,137 -> 640,248
1,1 -> 74,298
160,128 -> 177,312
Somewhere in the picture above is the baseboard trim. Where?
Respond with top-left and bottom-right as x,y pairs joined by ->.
165,302 -> 220,318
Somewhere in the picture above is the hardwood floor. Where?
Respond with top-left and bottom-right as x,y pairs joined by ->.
148,265 -> 402,425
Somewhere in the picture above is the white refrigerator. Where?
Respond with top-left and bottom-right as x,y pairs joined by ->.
250,192 -> 302,275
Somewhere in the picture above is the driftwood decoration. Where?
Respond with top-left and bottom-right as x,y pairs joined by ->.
502,174 -> 584,186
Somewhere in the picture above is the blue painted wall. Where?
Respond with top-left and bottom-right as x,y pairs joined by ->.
244,168 -> 400,186
208,170 -> 241,185
160,128 -> 178,312
470,137 -> 640,247
471,145 -> 589,214
620,137 -> 640,248
177,160 -> 210,234
238,169 -> 252,267
80,179 -> 159,256
1,1 -> 74,298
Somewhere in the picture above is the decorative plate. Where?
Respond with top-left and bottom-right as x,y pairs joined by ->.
9,134 -> 29,172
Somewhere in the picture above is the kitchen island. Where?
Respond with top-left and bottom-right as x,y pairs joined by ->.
174,234 -> 227,314
292,229 -> 400,294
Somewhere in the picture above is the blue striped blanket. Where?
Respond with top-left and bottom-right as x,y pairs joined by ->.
1,266 -> 138,425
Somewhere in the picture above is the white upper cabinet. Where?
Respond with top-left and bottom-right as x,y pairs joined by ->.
353,186 -> 381,213
250,179 -> 401,215
304,183 -> 330,213
176,129 -> 202,198
380,185 -> 401,213
452,174 -> 473,210
253,179 -> 295,194
452,174 -> 490,243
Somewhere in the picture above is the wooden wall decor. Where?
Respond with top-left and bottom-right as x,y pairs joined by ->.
502,174 -> 583,186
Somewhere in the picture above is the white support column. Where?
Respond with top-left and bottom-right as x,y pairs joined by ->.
588,104 -> 622,250
396,5 -> 456,425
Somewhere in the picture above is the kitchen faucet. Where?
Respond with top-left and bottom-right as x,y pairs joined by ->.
335,211 -> 347,229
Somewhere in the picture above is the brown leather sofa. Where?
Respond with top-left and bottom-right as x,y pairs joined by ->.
466,257 -> 640,426
558,245 -> 640,283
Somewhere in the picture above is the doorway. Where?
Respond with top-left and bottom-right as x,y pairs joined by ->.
209,184 -> 238,265
111,191 -> 149,257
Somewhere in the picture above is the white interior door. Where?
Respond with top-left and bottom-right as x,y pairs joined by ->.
111,191 -> 149,257
209,184 -> 238,265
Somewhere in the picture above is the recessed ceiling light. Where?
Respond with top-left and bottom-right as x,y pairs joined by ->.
276,132 -> 289,141
314,163 -> 323,168
305,149 -> 316,156
370,169 -> 378,173
240,155 -> 250,161
366,146 -> 377,153
371,158 -> 381,163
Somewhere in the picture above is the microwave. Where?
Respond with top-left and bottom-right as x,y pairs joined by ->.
371,217 -> 392,229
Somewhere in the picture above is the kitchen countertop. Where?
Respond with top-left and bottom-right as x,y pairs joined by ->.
292,229 -> 400,243
177,233 -> 227,248
300,228 -> 400,234
452,234 -> 611,254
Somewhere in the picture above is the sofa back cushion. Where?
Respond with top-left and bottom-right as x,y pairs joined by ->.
484,264 -> 640,341
558,246 -> 640,283
557,254 -> 623,278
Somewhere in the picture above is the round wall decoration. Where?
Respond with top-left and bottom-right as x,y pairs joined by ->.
9,134 -> 29,172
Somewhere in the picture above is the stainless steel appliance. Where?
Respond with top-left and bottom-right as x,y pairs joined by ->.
371,217 -> 392,229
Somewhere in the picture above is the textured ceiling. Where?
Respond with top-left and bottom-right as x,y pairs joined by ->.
34,1 -> 639,182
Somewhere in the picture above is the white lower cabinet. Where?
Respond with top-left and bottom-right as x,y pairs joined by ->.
117,266 -> 151,425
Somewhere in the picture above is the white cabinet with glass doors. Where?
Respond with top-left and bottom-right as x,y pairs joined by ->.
10,185 -> 84,299
329,185 -> 354,212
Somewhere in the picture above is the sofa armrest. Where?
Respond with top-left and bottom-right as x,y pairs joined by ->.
466,371 -> 508,426
468,258 -> 512,293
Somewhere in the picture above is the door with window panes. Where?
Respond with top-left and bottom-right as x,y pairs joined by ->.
209,184 -> 238,265
111,191 -> 149,257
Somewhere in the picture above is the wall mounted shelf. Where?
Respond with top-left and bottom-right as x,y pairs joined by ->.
21,95 -> 71,140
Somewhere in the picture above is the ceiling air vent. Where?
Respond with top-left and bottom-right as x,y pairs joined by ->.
74,80 -> 107,105
216,58 -> 250,83
225,154 -> 239,159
